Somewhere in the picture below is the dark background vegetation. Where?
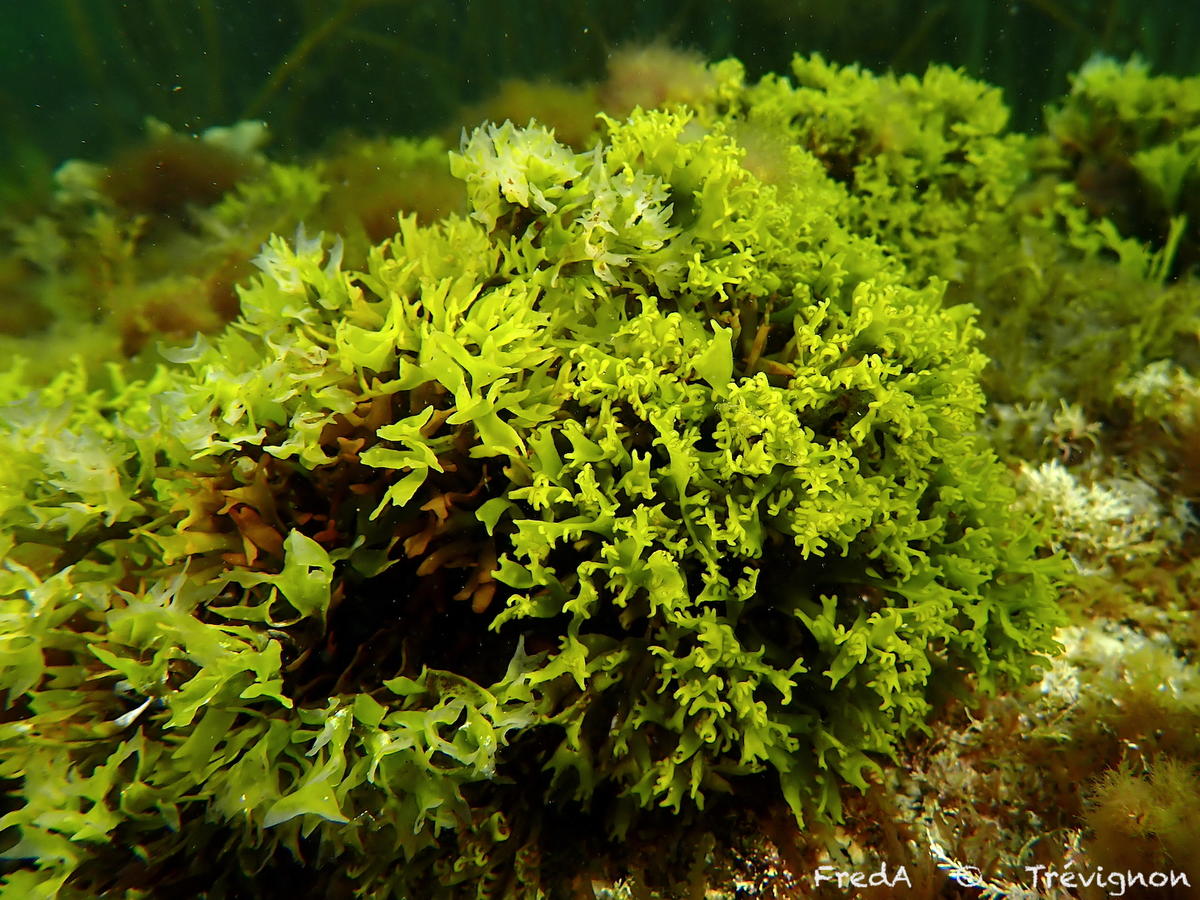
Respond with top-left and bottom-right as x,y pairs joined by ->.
1,0 -> 1198,193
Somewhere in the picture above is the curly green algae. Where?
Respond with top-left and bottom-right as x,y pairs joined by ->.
17,49 -> 1200,900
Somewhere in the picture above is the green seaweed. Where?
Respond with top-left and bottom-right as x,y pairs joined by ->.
6,47 -> 1199,900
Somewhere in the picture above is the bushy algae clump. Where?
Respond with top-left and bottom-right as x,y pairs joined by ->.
0,53 -> 1097,899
